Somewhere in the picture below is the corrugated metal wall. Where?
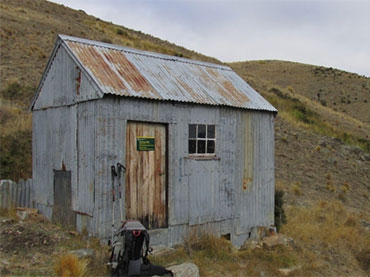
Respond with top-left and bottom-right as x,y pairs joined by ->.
238,112 -> 275,233
32,105 -> 77,219
91,98 -> 126,237
76,97 -> 275,243
33,94 -> 275,244
0,179 -> 33,209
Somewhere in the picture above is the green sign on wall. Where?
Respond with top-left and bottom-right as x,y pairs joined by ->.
136,136 -> 155,151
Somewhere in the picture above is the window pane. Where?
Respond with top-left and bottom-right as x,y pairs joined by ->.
198,125 -> 206,138
197,140 -> 206,153
207,125 -> 215,138
207,140 -> 215,153
189,125 -> 197,138
189,139 -> 196,153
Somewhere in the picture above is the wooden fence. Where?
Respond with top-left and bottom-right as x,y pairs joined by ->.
0,179 -> 34,209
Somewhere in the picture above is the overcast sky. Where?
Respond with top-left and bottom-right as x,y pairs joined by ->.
49,0 -> 370,77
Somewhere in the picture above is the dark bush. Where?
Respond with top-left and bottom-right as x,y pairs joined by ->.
275,190 -> 287,231
0,130 -> 32,180
356,249 -> 370,272
1,82 -> 35,106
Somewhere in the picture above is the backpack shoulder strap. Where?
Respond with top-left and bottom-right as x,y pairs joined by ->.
143,231 -> 150,258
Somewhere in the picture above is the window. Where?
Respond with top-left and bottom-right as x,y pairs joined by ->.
188,124 -> 216,155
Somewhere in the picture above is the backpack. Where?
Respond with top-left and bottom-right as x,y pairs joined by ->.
110,220 -> 173,277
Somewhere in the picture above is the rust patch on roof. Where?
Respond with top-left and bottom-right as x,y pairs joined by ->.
221,80 -> 250,104
100,48 -> 153,94
205,67 -> 220,79
205,67 -> 250,106
68,41 -> 127,93
67,41 -> 154,97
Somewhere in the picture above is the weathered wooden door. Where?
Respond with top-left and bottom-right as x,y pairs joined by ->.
125,122 -> 167,229
53,170 -> 75,229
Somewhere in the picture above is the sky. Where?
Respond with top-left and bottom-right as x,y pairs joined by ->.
49,0 -> 370,77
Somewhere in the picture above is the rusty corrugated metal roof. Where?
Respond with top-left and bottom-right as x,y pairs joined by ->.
61,35 -> 277,112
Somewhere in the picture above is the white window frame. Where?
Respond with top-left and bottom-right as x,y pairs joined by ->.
188,124 -> 216,156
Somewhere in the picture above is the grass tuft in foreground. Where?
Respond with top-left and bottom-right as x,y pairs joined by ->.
54,253 -> 89,277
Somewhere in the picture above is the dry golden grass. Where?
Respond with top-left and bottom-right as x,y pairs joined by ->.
1,205 -> 369,276
281,200 -> 370,275
54,254 -> 89,277
0,100 -> 32,137
151,231 -> 300,276
0,206 -> 18,219
291,181 -> 303,196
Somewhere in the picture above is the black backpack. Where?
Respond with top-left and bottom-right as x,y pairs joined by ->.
110,220 -> 172,277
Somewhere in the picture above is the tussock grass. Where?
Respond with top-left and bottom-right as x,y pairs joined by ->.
236,246 -> 299,275
54,254 -> 89,277
151,231 -> 299,276
281,200 -> 370,273
184,231 -> 234,260
53,233 -> 109,276
151,188 -> 370,275
0,206 -> 18,219
283,201 -> 352,246
291,181 -> 303,196
0,103 -> 32,137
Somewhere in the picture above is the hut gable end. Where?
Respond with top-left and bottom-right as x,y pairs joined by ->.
32,42 -> 102,111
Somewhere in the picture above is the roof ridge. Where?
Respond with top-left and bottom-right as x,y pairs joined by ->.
58,34 -> 231,71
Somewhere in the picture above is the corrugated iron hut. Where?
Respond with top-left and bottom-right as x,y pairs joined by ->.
31,35 -> 277,247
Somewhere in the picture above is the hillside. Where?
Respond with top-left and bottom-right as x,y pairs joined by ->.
232,60 -> 370,124
0,0 -> 369,276
0,0 -> 220,91
0,0 -> 221,180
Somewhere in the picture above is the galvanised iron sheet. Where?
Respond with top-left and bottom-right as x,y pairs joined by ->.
60,35 -> 276,112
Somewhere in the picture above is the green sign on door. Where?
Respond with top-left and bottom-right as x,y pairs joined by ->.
137,136 -> 155,151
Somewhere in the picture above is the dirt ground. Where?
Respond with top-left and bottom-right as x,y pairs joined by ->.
0,213 -> 110,276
